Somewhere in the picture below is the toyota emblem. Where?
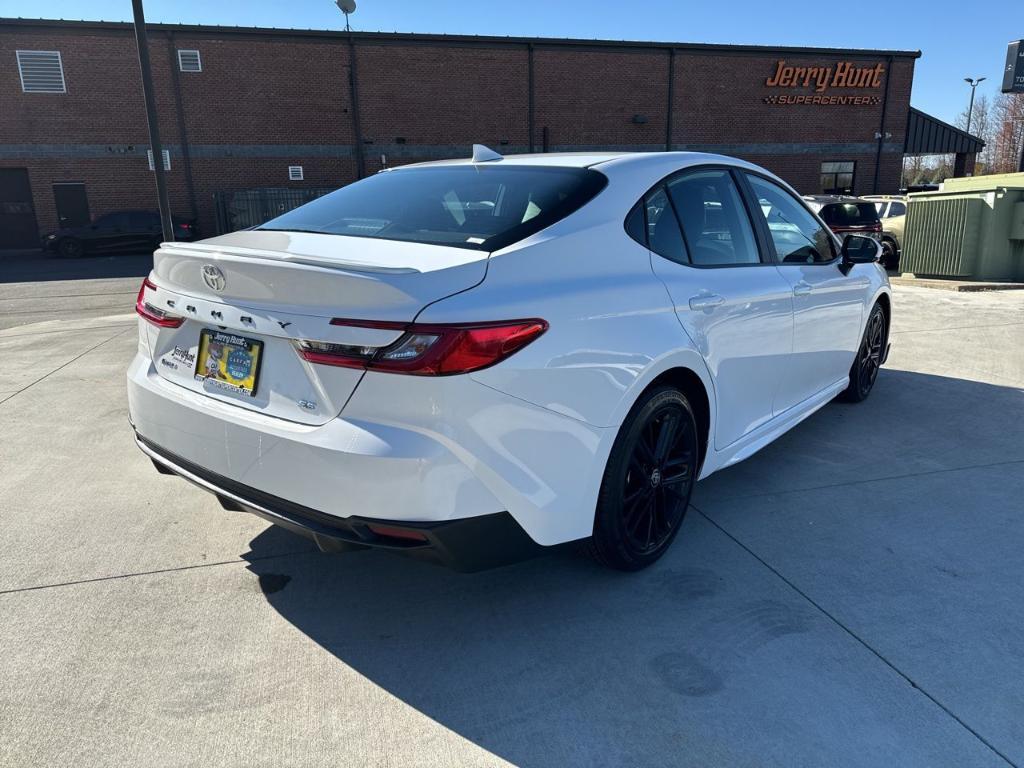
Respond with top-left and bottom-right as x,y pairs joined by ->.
201,264 -> 226,292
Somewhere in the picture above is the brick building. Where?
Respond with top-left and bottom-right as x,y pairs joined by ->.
0,18 -> 982,247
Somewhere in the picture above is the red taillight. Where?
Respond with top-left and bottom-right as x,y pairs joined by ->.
296,318 -> 548,376
135,278 -> 184,328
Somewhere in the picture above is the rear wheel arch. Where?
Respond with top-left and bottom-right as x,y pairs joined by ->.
639,367 -> 710,475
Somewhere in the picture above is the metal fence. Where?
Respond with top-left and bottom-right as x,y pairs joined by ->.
213,187 -> 334,234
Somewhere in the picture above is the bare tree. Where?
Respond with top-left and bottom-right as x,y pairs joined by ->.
902,154 -> 927,187
990,93 -> 1024,174
956,94 -> 994,171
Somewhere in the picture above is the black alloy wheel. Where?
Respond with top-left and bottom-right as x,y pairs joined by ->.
58,237 -> 83,258
840,303 -> 886,403
588,386 -> 699,571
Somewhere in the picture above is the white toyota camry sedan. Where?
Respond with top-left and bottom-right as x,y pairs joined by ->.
128,148 -> 890,571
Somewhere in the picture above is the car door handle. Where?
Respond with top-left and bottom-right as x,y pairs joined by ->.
688,294 -> 725,310
792,281 -> 813,297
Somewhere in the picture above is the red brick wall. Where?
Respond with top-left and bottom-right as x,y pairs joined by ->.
357,43 -> 528,146
0,26 -> 151,144
533,48 -> 669,149
0,21 -> 917,242
169,34 -> 354,145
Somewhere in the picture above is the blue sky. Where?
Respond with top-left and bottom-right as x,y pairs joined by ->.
4,0 -> 1016,126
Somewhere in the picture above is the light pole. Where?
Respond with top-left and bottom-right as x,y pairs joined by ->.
131,0 -> 174,243
963,76 -> 986,133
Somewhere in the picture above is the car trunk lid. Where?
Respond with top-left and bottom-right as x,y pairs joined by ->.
142,230 -> 487,426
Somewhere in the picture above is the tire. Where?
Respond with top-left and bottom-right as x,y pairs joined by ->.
881,238 -> 899,271
586,386 -> 699,571
839,302 -> 886,403
57,237 -> 83,258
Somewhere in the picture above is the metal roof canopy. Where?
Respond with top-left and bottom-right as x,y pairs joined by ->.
905,107 -> 984,155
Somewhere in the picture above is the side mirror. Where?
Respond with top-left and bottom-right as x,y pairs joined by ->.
840,234 -> 880,271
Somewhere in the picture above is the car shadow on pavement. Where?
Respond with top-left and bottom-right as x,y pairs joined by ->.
240,369 -> 1024,767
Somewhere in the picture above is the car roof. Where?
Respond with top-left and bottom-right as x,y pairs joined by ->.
401,151 -> 627,169
396,149 -> 771,172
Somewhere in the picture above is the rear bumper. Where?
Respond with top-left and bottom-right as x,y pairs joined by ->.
137,433 -> 545,571
128,345 -> 609,547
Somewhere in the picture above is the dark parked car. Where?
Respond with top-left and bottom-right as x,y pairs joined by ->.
43,210 -> 199,257
801,195 -> 883,242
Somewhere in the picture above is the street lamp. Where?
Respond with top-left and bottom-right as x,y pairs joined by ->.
963,76 -> 986,134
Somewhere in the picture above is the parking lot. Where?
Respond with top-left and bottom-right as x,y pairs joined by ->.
1,258 -> 1023,768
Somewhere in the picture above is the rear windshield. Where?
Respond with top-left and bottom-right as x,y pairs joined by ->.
820,202 -> 879,227
258,165 -> 607,251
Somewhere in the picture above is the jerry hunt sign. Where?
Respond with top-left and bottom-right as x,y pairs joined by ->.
763,60 -> 885,106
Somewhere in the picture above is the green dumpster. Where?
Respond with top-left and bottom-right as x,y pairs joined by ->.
901,172 -> 1024,282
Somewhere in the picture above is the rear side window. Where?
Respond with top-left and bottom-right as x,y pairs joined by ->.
259,165 -> 606,251
644,186 -> 688,263
666,169 -> 760,266
820,202 -> 879,227
624,202 -> 646,246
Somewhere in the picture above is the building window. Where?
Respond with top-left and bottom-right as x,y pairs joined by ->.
177,49 -> 202,72
147,149 -> 171,171
821,161 -> 855,194
288,166 -> 304,181
16,50 -> 66,93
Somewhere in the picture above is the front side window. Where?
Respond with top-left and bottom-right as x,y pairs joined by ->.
821,161 -> 855,194
746,174 -> 835,264
259,165 -> 606,251
666,169 -> 760,266
887,201 -> 906,217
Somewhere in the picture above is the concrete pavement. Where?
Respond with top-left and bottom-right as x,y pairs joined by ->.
0,251 -> 149,330
0,281 -> 1022,767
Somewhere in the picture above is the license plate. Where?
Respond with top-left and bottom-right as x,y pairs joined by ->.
194,329 -> 263,397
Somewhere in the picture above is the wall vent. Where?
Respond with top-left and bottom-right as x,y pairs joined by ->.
147,149 -> 171,171
177,49 -> 202,72
17,50 -> 66,93
288,166 -> 304,181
